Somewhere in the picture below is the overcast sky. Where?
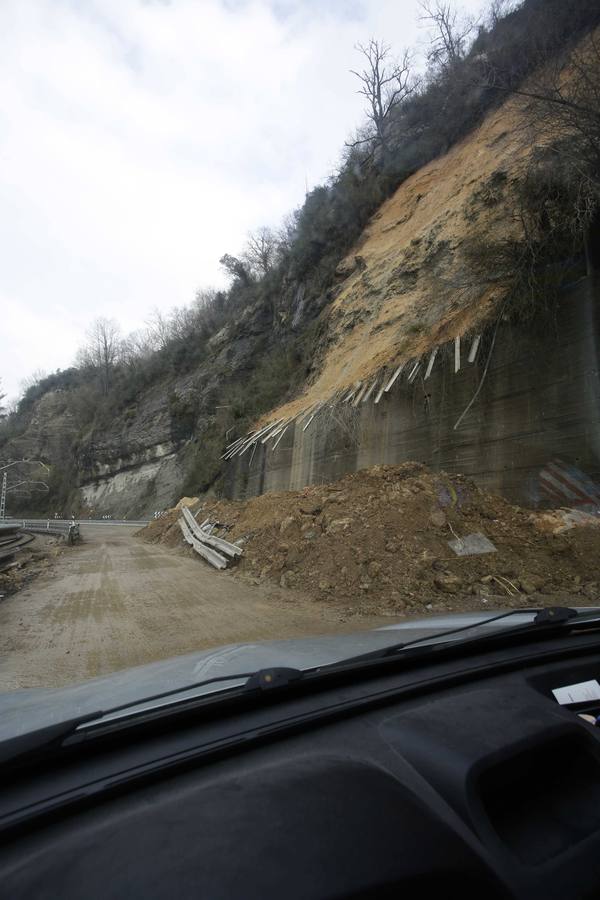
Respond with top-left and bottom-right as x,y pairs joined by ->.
0,0 -> 485,401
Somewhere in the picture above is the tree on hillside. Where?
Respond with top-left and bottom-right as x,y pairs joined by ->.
219,253 -> 251,285
419,1 -> 476,73
349,39 -> 415,159
242,227 -> 279,277
504,34 -> 600,189
19,369 -> 48,396
486,0 -> 518,30
0,379 -> 6,419
77,317 -> 122,395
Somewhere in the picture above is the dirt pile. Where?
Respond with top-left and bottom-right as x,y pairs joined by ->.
138,464 -> 600,616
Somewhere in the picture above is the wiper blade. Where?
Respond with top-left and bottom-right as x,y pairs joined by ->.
1,669 -> 306,766
323,606 -> 585,670
76,668 -> 305,733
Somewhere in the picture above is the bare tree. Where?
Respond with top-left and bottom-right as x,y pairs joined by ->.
19,368 -> 48,396
349,39 -> 415,158
145,308 -> 172,351
486,0 -> 517,30
419,1 -> 476,73
77,317 -> 121,395
488,30 -> 600,191
0,379 -> 6,419
242,226 -> 278,277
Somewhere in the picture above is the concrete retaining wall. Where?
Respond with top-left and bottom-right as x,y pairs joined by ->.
226,275 -> 600,507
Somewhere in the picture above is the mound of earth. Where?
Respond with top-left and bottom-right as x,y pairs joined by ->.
137,464 -> 600,616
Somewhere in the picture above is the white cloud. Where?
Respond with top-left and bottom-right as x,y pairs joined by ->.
0,0 -> 485,401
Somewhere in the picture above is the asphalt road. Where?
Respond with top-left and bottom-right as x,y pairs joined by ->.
0,525 -> 384,691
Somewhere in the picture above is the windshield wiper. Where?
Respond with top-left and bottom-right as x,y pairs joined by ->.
69,608 -> 598,730
323,606 -> 587,670
1,669 -> 305,767
77,608 -> 591,732
6,608 -> 598,766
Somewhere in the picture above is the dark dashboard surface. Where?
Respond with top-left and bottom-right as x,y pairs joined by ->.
3,644 -> 600,899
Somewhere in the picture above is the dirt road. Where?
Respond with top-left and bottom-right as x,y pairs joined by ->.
0,526 -> 385,691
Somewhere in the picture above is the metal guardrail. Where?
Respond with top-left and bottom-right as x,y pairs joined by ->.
73,519 -> 150,526
180,507 -> 243,570
3,519 -> 80,544
179,516 -> 228,570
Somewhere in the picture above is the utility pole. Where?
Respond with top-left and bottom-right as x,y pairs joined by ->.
0,472 -> 6,521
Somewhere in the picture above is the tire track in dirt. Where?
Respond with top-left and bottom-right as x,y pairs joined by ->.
0,525 -> 386,690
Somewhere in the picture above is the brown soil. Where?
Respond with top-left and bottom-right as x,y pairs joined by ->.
139,464 -> 600,617
262,29 -> 600,424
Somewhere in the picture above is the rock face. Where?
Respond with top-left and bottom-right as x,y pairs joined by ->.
2,285 -> 323,516
5,31 -> 599,515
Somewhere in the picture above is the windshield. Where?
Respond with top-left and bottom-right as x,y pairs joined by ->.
1,0 -> 600,708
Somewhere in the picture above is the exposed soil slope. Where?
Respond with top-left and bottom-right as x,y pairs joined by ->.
266,92 -> 532,422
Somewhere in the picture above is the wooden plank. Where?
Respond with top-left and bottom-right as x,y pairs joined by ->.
266,418 -> 289,441
374,374 -> 387,404
225,432 -> 251,451
259,419 -> 286,444
221,435 -> 247,459
424,348 -> 438,380
342,384 -> 356,402
296,406 -> 313,423
408,360 -> 421,383
362,379 -> 378,403
302,412 -> 316,432
454,335 -> 461,373
384,363 -> 404,392
228,422 -> 273,458
272,425 -> 289,450
241,418 -> 282,451
351,384 -> 366,407
468,334 -> 481,363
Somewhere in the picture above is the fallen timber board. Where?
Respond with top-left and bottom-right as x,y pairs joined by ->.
454,335 -> 461,373
352,383 -> 369,407
374,376 -> 387,404
384,364 -> 404,392
272,425 -> 289,450
468,334 -> 481,363
424,348 -> 438,380
362,380 -> 378,403
407,360 -> 421,383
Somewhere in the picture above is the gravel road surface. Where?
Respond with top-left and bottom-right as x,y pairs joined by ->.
0,525 -> 384,691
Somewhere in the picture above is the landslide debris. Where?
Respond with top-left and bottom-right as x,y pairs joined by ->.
138,464 -> 600,616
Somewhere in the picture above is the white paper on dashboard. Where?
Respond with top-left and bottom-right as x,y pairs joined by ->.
552,679 -> 600,705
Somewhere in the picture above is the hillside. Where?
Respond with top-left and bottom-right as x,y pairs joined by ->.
265,93 -> 529,421
2,0 -> 599,516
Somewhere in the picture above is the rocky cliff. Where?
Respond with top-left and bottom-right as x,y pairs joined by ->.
4,17 -> 599,516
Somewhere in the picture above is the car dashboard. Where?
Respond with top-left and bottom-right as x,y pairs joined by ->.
3,638 -> 600,898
